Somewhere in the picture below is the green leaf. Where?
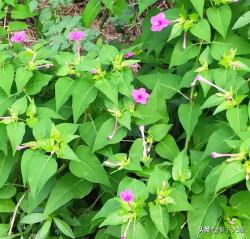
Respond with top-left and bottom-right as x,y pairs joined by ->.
100,210 -> 124,227
53,217 -> 75,238
230,191 -> 250,218
102,0 -> 113,12
0,64 -> 14,95
35,220 -> 51,239
21,150 -> 42,186
149,204 -> 169,237
11,96 -> 27,115
202,126 -> 232,159
124,222 -> 148,239
28,153 -> 57,198
233,11 -> 250,30
178,104 -> 202,139
190,19 -> 211,42
72,79 -> 98,123
211,33 -> 250,60
168,23 -> 183,42
137,0 -> 157,15
190,0 -> 204,18
172,151 -> 191,183
99,45 -> 119,64
95,79 -> 118,105
147,167 -> 171,194
92,118 -> 127,152
206,5 -> 231,38
137,73 -> 181,100
44,173 -> 92,216
69,145 -> 110,186
26,72 -> 53,95
148,124 -> 171,142
126,139 -> 143,171
187,194 -> 224,239
0,153 -> 16,188
226,106 -> 248,134
215,162 -> 245,193
6,122 -> 25,155
15,67 -> 33,92
93,198 -> 121,220
57,145 -> 79,161
0,89 -> 15,115
0,224 -> 9,236
0,125 -> 8,154
22,179 -> 55,214
20,213 -> 47,224
167,183 -> 193,212
81,0 -> 101,27
155,134 -> 180,161
169,40 -> 200,67
11,4 -> 36,19
0,185 -> 16,199
55,77 -> 76,112
0,199 -> 15,212
135,85 -> 166,126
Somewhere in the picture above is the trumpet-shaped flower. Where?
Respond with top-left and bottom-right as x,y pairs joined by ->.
68,31 -> 85,41
151,13 -> 171,32
132,88 -> 150,105
119,189 -> 134,203
10,31 -> 26,43
125,52 -> 134,59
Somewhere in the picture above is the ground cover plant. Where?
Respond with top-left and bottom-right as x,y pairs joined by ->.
0,0 -> 250,238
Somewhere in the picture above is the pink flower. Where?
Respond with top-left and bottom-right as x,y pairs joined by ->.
119,189 -> 134,203
151,13 -> 171,32
10,31 -> 26,43
68,31 -> 85,41
125,51 -> 134,59
132,88 -> 150,104
90,69 -> 97,74
130,63 -> 141,73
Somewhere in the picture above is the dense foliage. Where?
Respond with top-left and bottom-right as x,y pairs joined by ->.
0,0 -> 250,238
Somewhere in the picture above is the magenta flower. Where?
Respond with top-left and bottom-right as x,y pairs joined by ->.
68,31 -> 85,41
119,189 -> 134,203
132,88 -> 150,105
130,63 -> 141,73
90,69 -> 97,74
125,51 -> 134,59
151,13 -> 171,32
10,31 -> 26,43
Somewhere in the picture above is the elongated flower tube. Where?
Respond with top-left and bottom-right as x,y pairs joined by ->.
210,152 -> 239,158
183,31 -> 187,49
139,125 -> 147,159
121,219 -> 132,239
107,113 -> 119,140
191,75 -> 227,94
